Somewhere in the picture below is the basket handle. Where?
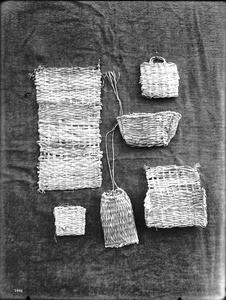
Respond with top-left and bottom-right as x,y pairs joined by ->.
149,56 -> 166,63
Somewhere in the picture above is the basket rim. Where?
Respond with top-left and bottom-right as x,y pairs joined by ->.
35,64 -> 101,73
53,205 -> 86,214
140,61 -> 177,67
144,164 -> 201,173
102,188 -> 125,199
117,111 -> 182,120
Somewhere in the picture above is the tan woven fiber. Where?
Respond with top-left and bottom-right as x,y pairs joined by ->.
100,125 -> 139,248
34,65 -> 102,191
53,205 -> 86,236
100,188 -> 139,248
140,56 -> 179,99
105,71 -> 181,147
117,111 -> 181,147
144,164 -> 207,228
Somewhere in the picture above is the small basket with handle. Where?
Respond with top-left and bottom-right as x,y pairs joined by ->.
140,56 -> 179,99
105,71 -> 181,147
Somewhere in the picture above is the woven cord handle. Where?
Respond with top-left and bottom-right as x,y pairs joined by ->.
149,56 -> 166,63
105,71 -> 123,116
105,124 -> 119,191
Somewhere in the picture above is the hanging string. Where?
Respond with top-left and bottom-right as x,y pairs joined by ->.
105,123 -> 119,191
105,71 -> 123,116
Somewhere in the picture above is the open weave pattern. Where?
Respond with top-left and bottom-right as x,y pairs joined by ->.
34,65 -> 102,191
100,188 -> 139,248
53,205 -> 86,236
117,111 -> 181,147
140,57 -> 179,99
144,164 -> 207,228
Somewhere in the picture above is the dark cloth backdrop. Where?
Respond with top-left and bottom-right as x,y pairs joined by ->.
1,1 -> 225,300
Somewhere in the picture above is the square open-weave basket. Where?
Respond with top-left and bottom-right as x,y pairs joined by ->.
34,65 -> 102,191
144,164 -> 207,228
100,188 -> 139,248
117,111 -> 181,147
140,56 -> 179,99
53,205 -> 86,236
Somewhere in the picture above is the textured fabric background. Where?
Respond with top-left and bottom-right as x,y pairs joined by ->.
1,1 -> 225,300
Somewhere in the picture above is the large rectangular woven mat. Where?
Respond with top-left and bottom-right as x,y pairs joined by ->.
34,65 -> 102,191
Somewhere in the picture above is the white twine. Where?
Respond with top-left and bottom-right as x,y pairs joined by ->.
105,123 -> 119,191
105,71 -> 123,116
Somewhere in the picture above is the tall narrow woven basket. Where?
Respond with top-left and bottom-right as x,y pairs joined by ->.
100,125 -> 139,248
33,65 -> 102,191
144,164 -> 207,228
140,56 -> 179,99
105,71 -> 181,148
100,188 -> 139,248
54,205 -> 86,236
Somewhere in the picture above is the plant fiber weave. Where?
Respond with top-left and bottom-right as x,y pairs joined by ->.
100,188 -> 139,248
140,56 -> 179,99
144,164 -> 207,228
105,71 -> 181,148
34,65 -> 102,191
53,205 -> 86,236
117,111 -> 181,147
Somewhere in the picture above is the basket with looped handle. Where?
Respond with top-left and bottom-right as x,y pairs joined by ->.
53,205 -> 86,236
140,56 -> 179,99
105,71 -> 181,147
144,164 -> 207,228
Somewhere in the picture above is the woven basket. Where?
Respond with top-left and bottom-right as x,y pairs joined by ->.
105,71 -> 181,148
140,56 -> 179,98
100,188 -> 139,248
144,164 -> 207,228
53,205 -> 86,236
34,65 -> 103,191
117,111 -> 181,147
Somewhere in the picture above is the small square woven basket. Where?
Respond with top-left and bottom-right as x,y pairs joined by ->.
100,188 -> 139,248
53,205 -> 86,236
140,56 -> 179,99
144,164 -> 207,228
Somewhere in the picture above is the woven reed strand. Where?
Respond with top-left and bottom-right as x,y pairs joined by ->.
117,111 -> 181,147
100,188 -> 139,248
144,164 -> 207,228
140,57 -> 179,99
53,205 -> 86,236
34,65 -> 103,191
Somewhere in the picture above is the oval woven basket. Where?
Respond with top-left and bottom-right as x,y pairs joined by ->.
144,164 -> 207,228
117,111 -> 181,147
140,56 -> 179,99
100,188 -> 139,248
